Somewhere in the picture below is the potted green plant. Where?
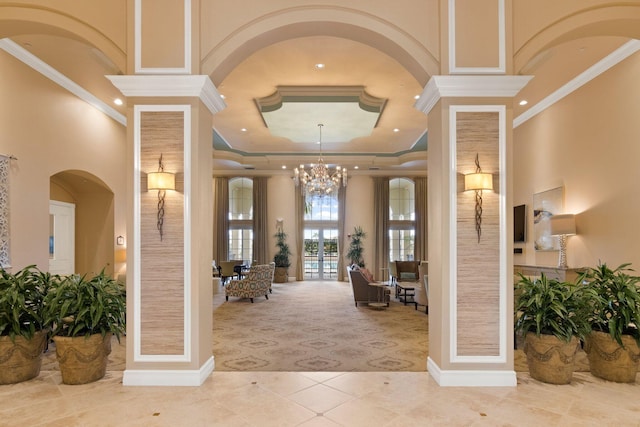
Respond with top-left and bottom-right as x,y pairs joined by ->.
43,269 -> 126,384
514,273 -> 594,384
582,262 -> 640,383
0,265 -> 55,384
346,226 -> 366,267
273,229 -> 291,283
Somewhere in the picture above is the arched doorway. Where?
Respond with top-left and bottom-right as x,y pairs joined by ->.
50,170 -> 115,276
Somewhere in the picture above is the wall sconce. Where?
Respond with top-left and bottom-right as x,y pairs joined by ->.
116,235 -> 125,246
550,214 -> 576,269
464,153 -> 493,243
147,153 -> 175,241
276,218 -> 284,231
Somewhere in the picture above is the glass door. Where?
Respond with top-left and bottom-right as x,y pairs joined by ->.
304,228 -> 338,279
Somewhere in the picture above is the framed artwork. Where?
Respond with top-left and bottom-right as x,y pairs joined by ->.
533,186 -> 564,251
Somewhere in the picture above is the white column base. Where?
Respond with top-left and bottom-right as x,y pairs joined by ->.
123,356 -> 214,386
427,357 -> 517,387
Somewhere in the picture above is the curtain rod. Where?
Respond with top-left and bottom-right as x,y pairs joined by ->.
0,153 -> 17,160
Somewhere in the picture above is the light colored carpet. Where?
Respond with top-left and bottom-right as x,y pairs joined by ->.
213,279 -> 429,371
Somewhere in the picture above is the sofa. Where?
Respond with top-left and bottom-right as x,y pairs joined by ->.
347,266 -> 391,307
225,263 -> 275,303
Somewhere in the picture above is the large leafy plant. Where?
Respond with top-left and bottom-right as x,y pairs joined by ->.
44,269 -> 126,341
273,229 -> 291,268
0,265 -> 56,340
582,262 -> 640,347
515,273 -> 594,343
346,226 -> 366,267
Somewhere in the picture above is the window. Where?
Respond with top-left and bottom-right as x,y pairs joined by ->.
228,178 -> 253,264
303,194 -> 339,279
389,178 -> 415,261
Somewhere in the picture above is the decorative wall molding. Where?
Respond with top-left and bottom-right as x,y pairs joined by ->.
134,0 -> 192,74
123,356 -> 214,386
427,357 -> 517,387
0,39 -> 126,125
449,105 -> 508,365
415,75 -> 533,115
0,156 -> 10,268
133,104 -> 192,363
514,39 -> 640,128
108,75 -> 226,116
448,0 -> 506,74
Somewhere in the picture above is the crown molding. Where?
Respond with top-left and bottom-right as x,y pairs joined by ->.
514,39 -> 640,128
0,38 -> 126,126
415,75 -> 533,115
107,75 -> 227,115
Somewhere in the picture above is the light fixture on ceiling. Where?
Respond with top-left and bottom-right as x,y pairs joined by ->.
147,153 -> 175,241
314,63 -> 325,70
519,100 -> 528,106
114,98 -> 123,106
464,153 -> 493,243
294,124 -> 347,198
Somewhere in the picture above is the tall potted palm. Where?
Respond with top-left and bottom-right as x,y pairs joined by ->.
582,262 -> 640,383
515,273 -> 594,384
0,266 -> 55,384
43,269 -> 126,384
346,226 -> 366,267
273,229 -> 291,283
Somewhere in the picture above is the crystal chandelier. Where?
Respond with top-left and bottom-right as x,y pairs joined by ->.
294,124 -> 347,197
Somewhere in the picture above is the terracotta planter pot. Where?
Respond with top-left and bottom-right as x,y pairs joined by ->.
585,330 -> 640,383
53,333 -> 112,385
0,330 -> 47,384
523,333 -> 580,384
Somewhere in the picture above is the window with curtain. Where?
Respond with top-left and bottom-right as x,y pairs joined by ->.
389,178 -> 415,261
228,177 -> 253,264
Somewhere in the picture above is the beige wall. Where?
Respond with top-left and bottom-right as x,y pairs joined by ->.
1,50 -> 126,273
514,51 -> 640,270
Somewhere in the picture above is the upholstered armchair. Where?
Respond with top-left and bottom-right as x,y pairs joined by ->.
394,260 -> 419,282
414,261 -> 429,313
347,266 -> 390,307
219,260 -> 242,285
225,263 -> 273,303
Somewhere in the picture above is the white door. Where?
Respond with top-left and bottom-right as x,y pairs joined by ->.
49,200 -> 75,275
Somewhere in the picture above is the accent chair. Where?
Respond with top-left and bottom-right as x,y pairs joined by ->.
225,263 -> 273,303
347,266 -> 391,307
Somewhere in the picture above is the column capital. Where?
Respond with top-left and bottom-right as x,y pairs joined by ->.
415,75 -> 532,115
107,75 -> 226,115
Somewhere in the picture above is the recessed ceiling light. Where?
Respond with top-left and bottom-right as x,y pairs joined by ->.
393,128 -> 400,133
281,165 -> 287,169
241,128 -> 247,132
220,94 -> 226,99
519,100 -> 528,106
354,166 -> 359,170
114,98 -> 123,106
414,95 -> 420,100
314,63 -> 325,70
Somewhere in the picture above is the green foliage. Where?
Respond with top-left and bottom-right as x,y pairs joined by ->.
43,270 -> 126,341
582,262 -> 640,347
273,229 -> 291,268
346,226 -> 366,267
515,273 -> 594,343
0,265 -> 56,340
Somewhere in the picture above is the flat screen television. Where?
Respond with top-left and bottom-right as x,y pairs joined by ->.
514,204 -> 526,243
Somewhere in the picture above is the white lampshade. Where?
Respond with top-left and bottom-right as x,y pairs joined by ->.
464,173 -> 493,191
550,214 -> 576,236
147,172 -> 175,191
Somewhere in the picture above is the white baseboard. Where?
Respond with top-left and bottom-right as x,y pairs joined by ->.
123,356 -> 215,386
427,357 -> 517,387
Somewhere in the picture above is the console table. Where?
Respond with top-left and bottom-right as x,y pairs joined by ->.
513,264 -> 585,283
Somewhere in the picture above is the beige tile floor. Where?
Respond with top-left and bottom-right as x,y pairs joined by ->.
1,369 -> 639,426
